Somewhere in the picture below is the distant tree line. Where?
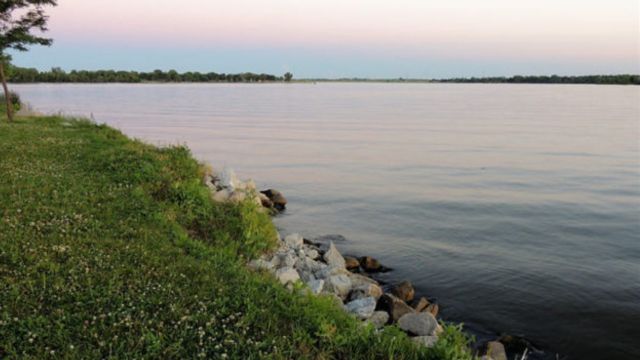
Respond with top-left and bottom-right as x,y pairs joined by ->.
6,65 -> 293,83
436,74 -> 639,85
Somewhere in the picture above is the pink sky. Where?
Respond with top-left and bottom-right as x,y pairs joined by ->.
15,0 -> 640,77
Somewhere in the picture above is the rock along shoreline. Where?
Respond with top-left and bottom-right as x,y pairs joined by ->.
204,166 -> 536,360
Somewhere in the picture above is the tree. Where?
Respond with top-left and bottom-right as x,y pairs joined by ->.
1,0 -> 57,121
284,72 -> 293,82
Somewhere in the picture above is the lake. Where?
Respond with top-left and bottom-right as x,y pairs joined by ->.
12,83 -> 640,359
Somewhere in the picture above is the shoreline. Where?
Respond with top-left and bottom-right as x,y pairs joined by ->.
205,166 -> 541,360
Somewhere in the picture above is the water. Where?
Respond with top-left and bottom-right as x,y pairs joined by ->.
13,83 -> 640,359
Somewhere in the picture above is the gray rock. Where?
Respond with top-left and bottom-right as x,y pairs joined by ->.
481,341 -> 507,360
228,191 -> 246,203
298,269 -> 316,283
348,273 -> 379,288
284,233 -> 304,248
307,279 -> 325,295
344,297 -> 377,320
220,167 -> 239,191
307,249 -> 319,260
275,267 -> 300,285
279,252 -> 296,268
397,312 -> 438,336
324,274 -> 352,299
323,241 -> 346,269
212,189 -> 231,202
315,265 -> 349,280
248,259 -> 274,271
349,283 -> 383,301
368,311 -> 389,328
412,335 -> 439,348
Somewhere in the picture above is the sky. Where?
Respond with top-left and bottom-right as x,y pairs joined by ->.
10,0 -> 640,78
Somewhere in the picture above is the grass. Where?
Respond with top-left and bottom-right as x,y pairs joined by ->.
0,116 -> 474,359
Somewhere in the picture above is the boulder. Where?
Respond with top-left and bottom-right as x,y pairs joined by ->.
258,193 -> 274,208
359,256 -> 381,272
323,241 -> 346,269
248,259 -> 274,271
368,311 -> 389,328
278,252 -> 296,268
497,335 -> 533,354
481,341 -> 507,360
220,168 -> 239,191
212,189 -> 231,202
349,283 -> 383,301
307,279 -> 325,295
275,267 -> 300,285
284,233 -> 304,248
324,274 -> 352,299
228,191 -> 246,203
344,256 -> 360,270
397,312 -> 438,336
412,335 -> 439,348
344,297 -> 377,320
413,297 -> 430,312
377,294 -> 415,322
348,273 -> 379,288
260,189 -> 287,211
306,249 -> 319,260
315,265 -> 349,280
425,303 -> 439,317
391,280 -> 415,302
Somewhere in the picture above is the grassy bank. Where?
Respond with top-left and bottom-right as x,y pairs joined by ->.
0,116 -> 473,359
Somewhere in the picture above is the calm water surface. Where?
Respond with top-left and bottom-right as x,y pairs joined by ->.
14,83 -> 640,359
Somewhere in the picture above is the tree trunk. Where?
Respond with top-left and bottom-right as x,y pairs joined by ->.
0,61 -> 14,122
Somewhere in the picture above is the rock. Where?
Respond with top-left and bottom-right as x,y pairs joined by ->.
497,335 -> 533,355
260,189 -> 287,211
258,192 -> 274,208
344,297 -> 377,320
248,259 -> 274,271
324,274 -> 352,299
212,189 -> 231,202
425,303 -> 439,317
220,168 -> 239,191
348,273 -> 379,288
359,256 -> 381,272
228,191 -> 246,203
413,297 -> 430,312
307,279 -> 325,295
481,341 -> 507,360
307,249 -> 319,260
323,241 -> 346,269
298,269 -> 316,283
349,283 -> 383,301
244,179 -> 256,192
391,280 -> 415,302
299,257 -> 325,274
284,233 -> 304,248
278,252 -> 296,268
397,312 -> 438,336
344,256 -> 360,270
377,294 -> 415,322
275,267 -> 300,285
412,335 -> 439,348
315,265 -> 349,280
368,311 -> 389,328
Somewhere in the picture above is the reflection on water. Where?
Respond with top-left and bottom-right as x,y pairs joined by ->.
14,83 -> 640,360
